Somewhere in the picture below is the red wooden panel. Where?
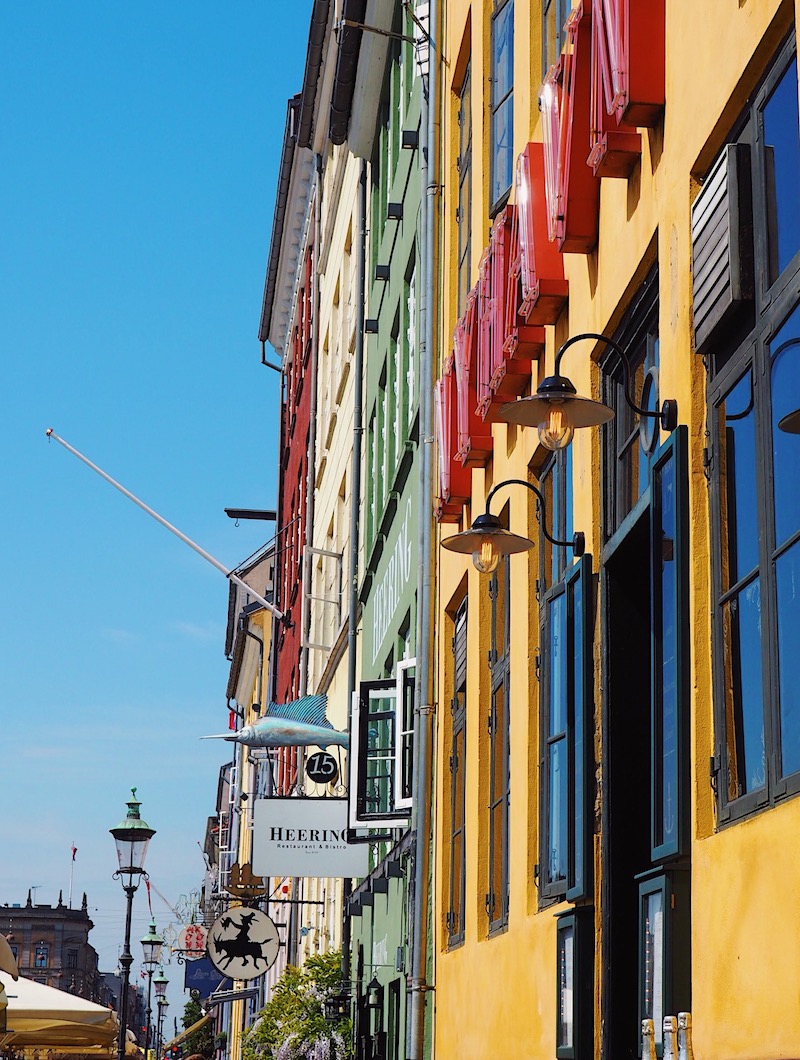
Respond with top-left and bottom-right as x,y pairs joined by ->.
513,143 -> 569,325
624,0 -> 665,127
435,357 -> 471,522
540,3 -> 601,253
488,207 -> 532,402
588,0 -> 642,178
454,287 -> 493,467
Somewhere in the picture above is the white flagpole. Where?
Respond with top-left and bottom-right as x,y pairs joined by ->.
68,845 -> 75,909
46,429 -> 285,621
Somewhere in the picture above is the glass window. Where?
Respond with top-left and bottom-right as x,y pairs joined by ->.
34,943 -> 49,968
487,556 -> 510,932
763,57 -> 800,285
710,55 -> 800,817
543,0 -> 569,77
540,556 -> 592,902
447,598 -> 468,947
457,62 -> 472,317
490,1 -> 514,211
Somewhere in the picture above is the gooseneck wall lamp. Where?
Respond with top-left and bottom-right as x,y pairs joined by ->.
442,478 -> 585,573
110,789 -> 156,1060
497,332 -> 678,451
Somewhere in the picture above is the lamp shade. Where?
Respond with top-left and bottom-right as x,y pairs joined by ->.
441,512 -> 534,573
497,374 -> 614,452
140,920 -> 163,967
779,408 -> 800,433
110,789 -> 155,883
153,968 -> 169,999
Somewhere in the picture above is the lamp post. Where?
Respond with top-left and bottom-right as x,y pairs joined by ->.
156,995 -> 169,1060
110,789 -> 156,1060
140,920 -> 163,1060
153,967 -> 168,1058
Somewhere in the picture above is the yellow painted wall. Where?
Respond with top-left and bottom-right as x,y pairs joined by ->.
434,0 -> 800,1057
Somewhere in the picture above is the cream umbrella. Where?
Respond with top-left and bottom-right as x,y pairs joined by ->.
0,972 -> 118,1049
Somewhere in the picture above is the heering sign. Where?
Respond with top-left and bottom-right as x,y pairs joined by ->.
252,798 -> 369,878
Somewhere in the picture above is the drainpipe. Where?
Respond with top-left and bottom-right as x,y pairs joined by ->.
300,155 -> 323,699
343,158 -> 368,991
409,0 -> 440,1056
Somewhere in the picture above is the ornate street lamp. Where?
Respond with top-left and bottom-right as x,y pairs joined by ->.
110,789 -> 156,1060
140,920 -> 163,1060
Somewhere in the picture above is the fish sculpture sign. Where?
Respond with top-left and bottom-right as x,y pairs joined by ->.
206,907 -> 280,980
201,693 -> 348,749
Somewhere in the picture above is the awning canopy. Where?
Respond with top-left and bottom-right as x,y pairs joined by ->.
0,972 -> 119,1049
162,1012 -> 213,1052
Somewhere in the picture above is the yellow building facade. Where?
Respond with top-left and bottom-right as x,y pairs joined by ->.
433,0 -> 800,1057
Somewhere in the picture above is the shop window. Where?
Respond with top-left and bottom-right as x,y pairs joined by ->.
556,909 -> 594,1059
540,554 -> 593,902
349,662 -> 416,827
637,872 -> 691,1055
543,0 -> 569,78
490,0 -> 514,212
486,553 -> 510,933
707,38 -> 800,821
457,61 -> 472,316
447,598 -> 468,947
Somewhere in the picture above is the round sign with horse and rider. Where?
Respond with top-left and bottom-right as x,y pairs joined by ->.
206,907 -> 280,980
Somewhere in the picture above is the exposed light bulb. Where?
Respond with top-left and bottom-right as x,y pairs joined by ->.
472,539 -> 500,574
537,403 -> 574,451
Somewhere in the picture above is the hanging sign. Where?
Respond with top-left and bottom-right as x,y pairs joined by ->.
183,956 -> 228,997
207,908 -> 280,980
306,751 -> 339,785
252,798 -> 370,878
177,924 -> 207,960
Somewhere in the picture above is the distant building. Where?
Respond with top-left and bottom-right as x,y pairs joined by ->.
1,891 -> 106,1003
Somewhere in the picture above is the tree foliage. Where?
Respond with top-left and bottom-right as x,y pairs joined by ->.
181,996 -> 214,1059
242,950 -> 351,1060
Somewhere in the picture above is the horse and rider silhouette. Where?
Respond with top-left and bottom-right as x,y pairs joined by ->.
213,912 -> 270,970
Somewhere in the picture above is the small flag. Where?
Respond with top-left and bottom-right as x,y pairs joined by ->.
71,845 -> 77,861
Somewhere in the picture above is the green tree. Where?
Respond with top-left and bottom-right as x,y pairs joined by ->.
242,950 -> 351,1060
181,996 -> 214,1060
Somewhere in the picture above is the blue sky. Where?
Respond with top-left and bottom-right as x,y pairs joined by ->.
1,1 -> 312,1023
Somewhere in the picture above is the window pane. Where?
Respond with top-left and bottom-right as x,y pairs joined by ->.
770,314 -> 800,548
777,541 -> 800,777
722,581 -> 766,798
491,95 -> 514,206
550,592 -> 567,735
366,691 -> 395,814
548,737 -> 568,883
557,924 -> 575,1049
763,58 -> 800,283
642,890 -> 664,1045
492,2 -> 514,102
655,454 -> 679,851
718,370 -> 759,589
571,572 -> 585,894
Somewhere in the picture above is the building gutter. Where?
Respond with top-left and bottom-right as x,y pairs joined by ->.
328,0 -> 367,145
300,155 -> 323,699
258,95 -> 301,346
297,1 -> 331,148
343,158 -> 368,991
408,0 -> 441,1055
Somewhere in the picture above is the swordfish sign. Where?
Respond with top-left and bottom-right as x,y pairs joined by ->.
206,907 -> 280,980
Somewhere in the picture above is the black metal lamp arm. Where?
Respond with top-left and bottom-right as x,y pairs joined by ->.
553,331 -> 676,427
485,478 -> 585,555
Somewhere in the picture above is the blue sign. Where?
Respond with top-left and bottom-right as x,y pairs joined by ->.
184,956 -> 228,997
